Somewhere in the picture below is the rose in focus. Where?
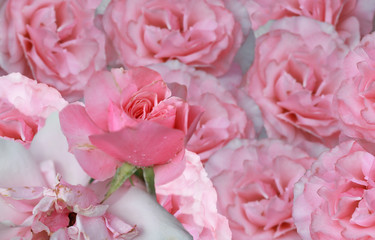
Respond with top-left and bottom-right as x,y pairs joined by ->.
102,0 -> 243,76
0,0 -> 106,101
60,67 -> 202,182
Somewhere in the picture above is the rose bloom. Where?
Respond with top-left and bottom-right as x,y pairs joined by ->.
246,17 -> 348,154
156,150 -> 231,240
293,140 -> 375,239
0,73 -> 67,145
60,67 -> 202,182
0,113 -> 193,240
0,0 -> 106,101
246,0 -> 375,46
102,0 -> 243,76
205,138 -> 314,239
334,32 -> 375,154
149,60 -> 250,161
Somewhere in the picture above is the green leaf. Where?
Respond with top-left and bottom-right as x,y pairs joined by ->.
143,167 -> 156,197
103,162 -> 138,202
88,178 -> 95,184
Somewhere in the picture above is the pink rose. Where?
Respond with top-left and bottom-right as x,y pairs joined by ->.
246,0 -> 375,46
205,138 -> 314,240
149,61 -> 250,161
334,33 -> 375,154
0,73 -> 67,145
0,0 -> 106,101
102,0 -> 243,76
246,17 -> 348,154
0,113 -> 134,239
293,140 -> 375,239
59,67 -> 202,182
0,114 -> 194,239
156,150 -> 231,240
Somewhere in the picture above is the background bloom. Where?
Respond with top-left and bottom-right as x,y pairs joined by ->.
156,150 -> 231,239
334,32 -> 375,154
293,141 -> 375,240
102,0 -> 243,76
246,16 -> 348,154
0,0 -> 106,101
246,0 -> 375,46
0,73 -> 67,145
205,138 -> 314,239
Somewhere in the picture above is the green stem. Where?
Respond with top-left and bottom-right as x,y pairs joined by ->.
143,167 -> 156,197
102,162 -> 138,202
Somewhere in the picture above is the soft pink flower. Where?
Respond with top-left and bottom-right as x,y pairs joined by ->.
334,33 -> 375,153
293,140 -> 375,240
246,17 -> 348,154
0,178 -> 137,239
149,60 -> 250,161
102,0 -> 243,76
156,150 -> 231,239
205,138 -> 314,239
0,0 -> 106,101
246,0 -> 375,46
0,113 -> 195,240
0,73 -> 67,145
59,67 -> 202,182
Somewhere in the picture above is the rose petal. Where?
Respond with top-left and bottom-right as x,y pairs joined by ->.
89,121 -> 185,167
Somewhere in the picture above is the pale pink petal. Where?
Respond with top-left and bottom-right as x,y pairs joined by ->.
75,215 -> 112,239
156,150 -> 232,240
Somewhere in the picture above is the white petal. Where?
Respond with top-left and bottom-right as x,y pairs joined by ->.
30,112 -> 90,186
107,186 -> 193,240
0,138 -> 45,187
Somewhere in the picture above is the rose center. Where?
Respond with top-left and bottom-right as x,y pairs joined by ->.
68,212 -> 77,227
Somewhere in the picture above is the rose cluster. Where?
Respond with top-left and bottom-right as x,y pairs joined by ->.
0,0 -> 375,239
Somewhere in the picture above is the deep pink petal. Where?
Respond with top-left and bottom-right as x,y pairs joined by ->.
59,104 -> 119,180
72,148 -> 119,181
113,66 -> 164,91
59,104 -> 103,148
89,121 -> 185,167
84,70 -> 121,131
